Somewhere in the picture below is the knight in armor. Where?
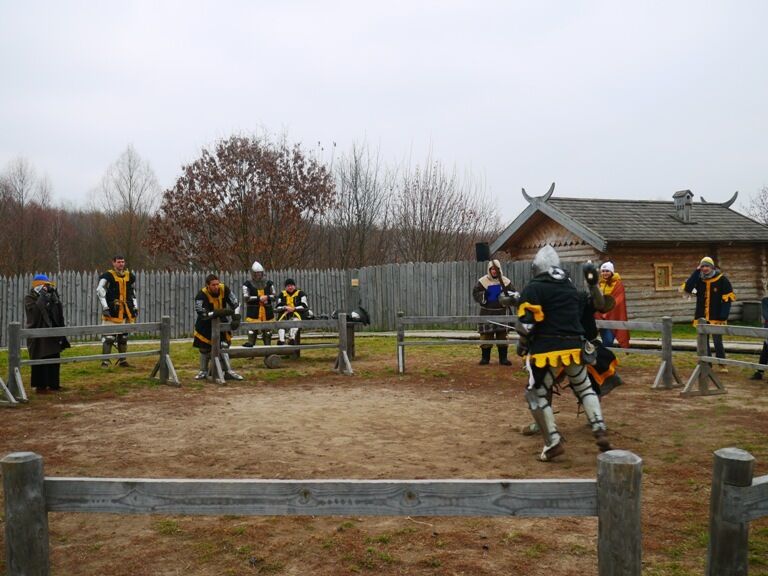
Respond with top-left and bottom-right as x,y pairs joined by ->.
193,274 -> 243,381
96,255 -> 138,368
242,261 -> 276,347
275,278 -> 310,345
514,245 -> 613,462
518,260 -> 623,436
472,259 -> 519,365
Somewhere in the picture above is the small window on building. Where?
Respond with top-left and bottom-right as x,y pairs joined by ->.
654,263 -> 673,291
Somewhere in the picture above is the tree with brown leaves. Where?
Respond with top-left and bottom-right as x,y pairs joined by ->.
145,134 -> 335,270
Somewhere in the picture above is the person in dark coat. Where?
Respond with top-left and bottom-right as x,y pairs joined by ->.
683,256 -> 736,373
24,273 -> 68,393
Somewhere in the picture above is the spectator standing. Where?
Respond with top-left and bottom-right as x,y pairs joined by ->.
595,261 -> 630,348
96,255 -> 138,367
683,256 -> 736,373
24,274 -> 69,393
472,259 -> 518,365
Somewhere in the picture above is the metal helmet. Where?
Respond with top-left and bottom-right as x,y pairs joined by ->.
531,245 -> 561,277
250,261 -> 265,282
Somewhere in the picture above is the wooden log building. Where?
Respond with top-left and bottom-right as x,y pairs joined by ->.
489,185 -> 768,322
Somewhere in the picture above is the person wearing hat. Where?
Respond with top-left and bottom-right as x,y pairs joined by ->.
24,274 -> 69,393
472,259 -> 519,365
275,278 -> 310,345
595,261 -> 630,348
683,256 -> 736,372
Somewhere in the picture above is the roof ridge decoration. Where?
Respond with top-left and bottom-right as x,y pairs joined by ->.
521,182 -> 555,204
699,191 -> 739,209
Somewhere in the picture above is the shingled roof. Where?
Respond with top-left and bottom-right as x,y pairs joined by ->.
490,187 -> 768,254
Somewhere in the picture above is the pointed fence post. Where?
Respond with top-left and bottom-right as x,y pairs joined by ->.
597,450 -> 642,576
2,452 -> 50,576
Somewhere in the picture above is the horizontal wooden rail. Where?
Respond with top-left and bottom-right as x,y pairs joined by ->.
44,477 -> 598,517
398,314 -> 515,326
235,319 -> 341,331
21,349 -> 161,366
596,320 -> 663,331
19,321 -> 163,339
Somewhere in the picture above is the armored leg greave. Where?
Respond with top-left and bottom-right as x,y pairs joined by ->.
565,363 -> 606,432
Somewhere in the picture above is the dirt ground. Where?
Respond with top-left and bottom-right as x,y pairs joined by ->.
1,340 -> 768,575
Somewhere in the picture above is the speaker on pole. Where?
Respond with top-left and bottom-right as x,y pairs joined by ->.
475,242 -> 491,262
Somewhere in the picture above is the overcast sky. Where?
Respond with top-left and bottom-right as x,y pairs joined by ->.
2,1 -> 767,223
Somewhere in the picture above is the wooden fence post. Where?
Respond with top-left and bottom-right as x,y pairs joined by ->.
653,316 -> 682,389
397,311 -> 405,374
159,315 -> 170,384
706,447 -> 754,576
7,322 -> 22,397
681,319 -> 725,396
597,450 -> 642,576
335,313 -> 352,375
2,452 -> 50,576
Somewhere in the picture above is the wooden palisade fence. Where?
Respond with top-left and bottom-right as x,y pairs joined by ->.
2,450 -> 643,576
1,317 -> 178,406
707,447 -> 768,575
0,262 -> 589,345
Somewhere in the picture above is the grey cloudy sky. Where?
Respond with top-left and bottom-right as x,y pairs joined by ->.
2,0 -> 767,223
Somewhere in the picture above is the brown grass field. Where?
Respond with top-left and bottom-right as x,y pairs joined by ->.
1,336 -> 767,575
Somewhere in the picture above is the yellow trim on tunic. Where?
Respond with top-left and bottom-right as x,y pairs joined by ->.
517,302 -> 544,322
102,269 -> 135,323
722,292 -> 736,303
529,348 -> 582,368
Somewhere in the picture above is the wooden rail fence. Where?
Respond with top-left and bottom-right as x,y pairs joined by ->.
395,313 -> 681,389
682,319 -> 768,396
707,447 -> 768,575
1,317 -> 178,406
209,314 -> 354,381
1,450 -> 643,576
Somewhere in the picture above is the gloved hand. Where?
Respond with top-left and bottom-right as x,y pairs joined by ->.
102,307 -> 112,318
583,261 -> 599,286
516,342 -> 529,357
230,313 -> 241,331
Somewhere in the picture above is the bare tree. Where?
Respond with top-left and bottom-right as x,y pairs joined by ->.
390,156 -> 499,262
95,146 -> 160,267
746,186 -> 768,224
0,158 -> 52,274
319,142 -> 394,268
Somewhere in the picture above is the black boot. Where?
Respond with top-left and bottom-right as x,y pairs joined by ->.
498,345 -> 512,366
750,371 -> 763,380
479,347 -> 491,365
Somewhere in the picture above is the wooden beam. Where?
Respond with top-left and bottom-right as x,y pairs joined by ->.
44,477 -> 598,517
